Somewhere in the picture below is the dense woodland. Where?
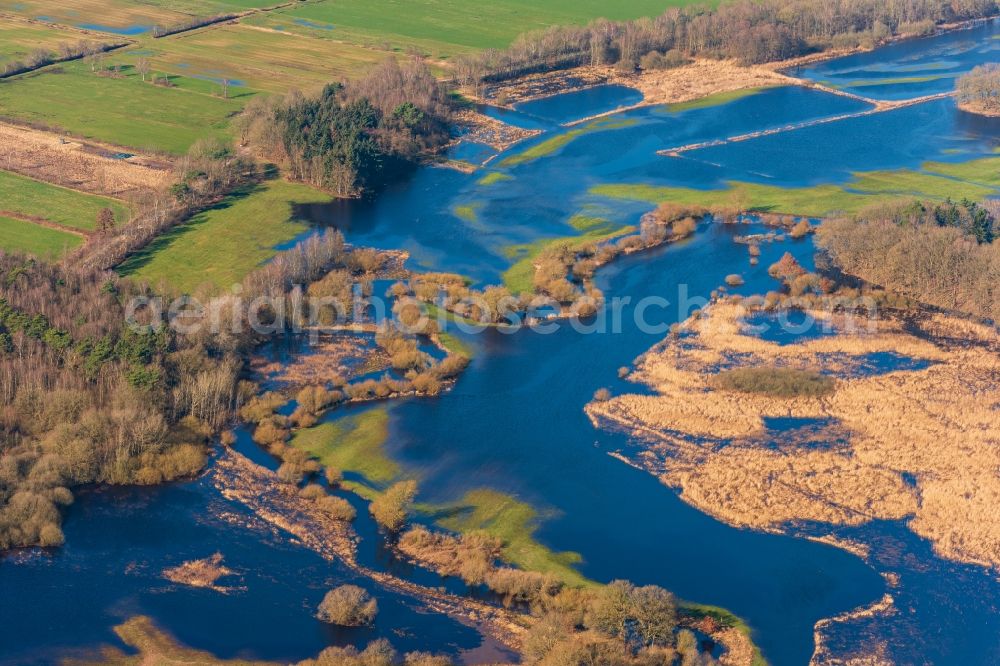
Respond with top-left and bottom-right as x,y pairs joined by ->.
957,63 -> 1000,115
239,59 -> 453,197
816,199 -> 1000,322
0,255 -> 250,549
454,0 -> 999,85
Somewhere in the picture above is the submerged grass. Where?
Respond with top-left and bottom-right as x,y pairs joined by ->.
289,407 -> 397,500
592,157 -> 1000,217
453,202 -> 481,223
434,489 -> 589,587
501,224 -> 633,293
67,615 -> 277,665
663,87 -> 769,113
499,129 -> 585,167
477,172 -> 513,186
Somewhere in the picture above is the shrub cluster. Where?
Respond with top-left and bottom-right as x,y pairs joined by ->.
239,59 -> 453,197
712,367 -> 837,398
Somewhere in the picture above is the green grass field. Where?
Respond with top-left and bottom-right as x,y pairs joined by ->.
118,178 -> 330,292
0,215 -> 83,259
0,170 -> 128,230
250,0 -> 707,57
591,158 -> 1000,218
0,0 -> 188,32
132,23 -> 392,94
0,59 -> 245,154
0,16 -> 99,62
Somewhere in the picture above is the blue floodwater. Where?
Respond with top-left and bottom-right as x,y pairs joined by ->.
789,18 -> 1000,100
293,18 -> 335,31
514,84 -> 645,123
75,22 -> 153,35
476,104 -> 554,131
4,22 -> 1000,666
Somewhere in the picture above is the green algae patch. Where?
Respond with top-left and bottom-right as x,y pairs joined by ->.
663,86 -> 772,114
290,407 -> 397,499
477,172 -> 513,186
501,225 -> 634,294
434,489 -> 589,587
592,157 -> 1000,217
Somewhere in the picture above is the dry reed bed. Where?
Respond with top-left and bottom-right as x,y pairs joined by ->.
0,121 -> 171,196
453,108 -> 541,152
162,553 -> 242,594
587,301 -> 1000,571
249,335 -> 387,390
470,59 -> 798,111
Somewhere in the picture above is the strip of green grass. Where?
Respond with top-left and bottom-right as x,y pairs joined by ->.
0,60 -> 246,154
436,331 -> 474,357
0,215 -> 82,259
501,225 -> 634,294
289,407 -> 397,499
0,170 -> 128,231
663,87 -> 772,113
680,602 -> 767,666
477,172 -> 513,186
435,488 -> 589,587
118,179 -> 330,293
500,128 -> 584,167
591,159 -> 1000,218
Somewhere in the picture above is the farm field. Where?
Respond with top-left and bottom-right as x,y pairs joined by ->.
0,16 -> 103,63
117,178 -> 331,293
136,22 -> 393,93
0,214 -> 83,259
0,169 -> 128,231
0,0 -> 189,33
0,58 -> 245,154
249,0 -> 709,56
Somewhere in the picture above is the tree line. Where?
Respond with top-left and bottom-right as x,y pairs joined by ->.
453,0 -> 998,86
1,40 -> 125,79
239,58 -> 454,198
